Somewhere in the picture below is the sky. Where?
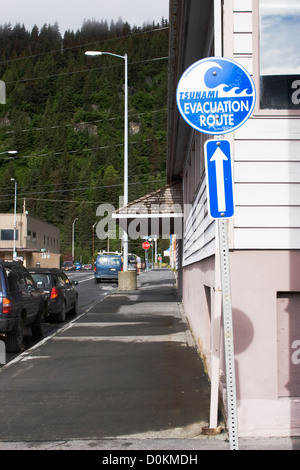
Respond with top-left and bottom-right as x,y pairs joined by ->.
260,0 -> 300,75
1,0 -> 169,33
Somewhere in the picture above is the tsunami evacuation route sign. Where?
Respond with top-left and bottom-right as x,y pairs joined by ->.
176,56 -> 256,135
176,56 -> 256,219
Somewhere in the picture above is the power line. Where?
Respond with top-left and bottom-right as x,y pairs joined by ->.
0,25 -> 169,66
3,108 -> 167,136
4,55 -> 168,85
0,178 -> 166,200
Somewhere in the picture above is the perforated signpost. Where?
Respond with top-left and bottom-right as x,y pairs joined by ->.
177,57 -> 256,450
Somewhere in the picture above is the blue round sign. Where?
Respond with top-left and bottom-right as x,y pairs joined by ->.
176,57 -> 256,135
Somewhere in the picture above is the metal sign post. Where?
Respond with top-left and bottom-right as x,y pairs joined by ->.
204,139 -> 238,449
219,218 -> 239,450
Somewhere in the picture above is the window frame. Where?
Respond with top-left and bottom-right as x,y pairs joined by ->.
252,0 -> 300,116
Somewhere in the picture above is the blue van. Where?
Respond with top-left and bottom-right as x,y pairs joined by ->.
94,253 -> 123,283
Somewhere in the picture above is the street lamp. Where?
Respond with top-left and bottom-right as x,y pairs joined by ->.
10,178 -> 17,260
72,218 -> 78,261
85,50 -> 129,272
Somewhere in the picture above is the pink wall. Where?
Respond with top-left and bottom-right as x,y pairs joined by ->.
182,250 -> 300,437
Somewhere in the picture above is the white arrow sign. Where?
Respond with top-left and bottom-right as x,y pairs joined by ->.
210,147 -> 228,212
204,140 -> 234,219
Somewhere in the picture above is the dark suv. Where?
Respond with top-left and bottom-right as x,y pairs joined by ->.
0,261 -> 46,353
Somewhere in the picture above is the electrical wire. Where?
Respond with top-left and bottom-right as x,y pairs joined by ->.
0,25 -> 169,66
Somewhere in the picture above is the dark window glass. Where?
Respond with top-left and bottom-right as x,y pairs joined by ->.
31,274 -> 52,288
4,268 -> 17,290
1,229 -> 18,240
22,270 -> 34,289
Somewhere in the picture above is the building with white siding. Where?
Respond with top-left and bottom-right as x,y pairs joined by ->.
167,0 -> 300,437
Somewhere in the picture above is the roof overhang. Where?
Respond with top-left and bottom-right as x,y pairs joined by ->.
112,181 -> 183,238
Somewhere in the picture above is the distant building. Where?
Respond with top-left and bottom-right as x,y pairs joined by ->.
0,212 -> 60,268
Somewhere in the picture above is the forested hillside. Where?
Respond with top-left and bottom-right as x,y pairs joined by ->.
0,18 -> 169,261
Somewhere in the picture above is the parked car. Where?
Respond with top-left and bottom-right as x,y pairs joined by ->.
0,261 -> 46,353
94,253 -> 123,283
74,261 -> 82,271
82,263 -> 92,271
61,261 -> 75,271
29,268 -> 78,323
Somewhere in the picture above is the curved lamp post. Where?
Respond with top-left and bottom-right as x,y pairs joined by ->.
85,50 -> 128,272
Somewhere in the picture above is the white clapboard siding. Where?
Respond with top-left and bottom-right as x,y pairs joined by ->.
233,99 -> 300,247
234,33 -> 253,54
234,183 -> 300,206
234,228 -> 300,249
234,12 -> 253,33
183,179 -> 216,266
234,206 -> 300,228
234,140 -> 300,162
183,220 -> 215,265
235,117 -> 300,140
234,0 -> 252,11
234,161 -> 300,183
233,12 -> 252,33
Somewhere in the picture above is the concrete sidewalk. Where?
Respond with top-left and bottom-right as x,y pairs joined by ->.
0,269 -> 299,450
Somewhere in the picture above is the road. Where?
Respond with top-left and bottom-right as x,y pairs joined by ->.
67,269 -> 118,314
1,270 -> 118,367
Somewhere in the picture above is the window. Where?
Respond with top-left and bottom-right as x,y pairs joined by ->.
259,0 -> 300,109
56,273 -> 67,286
14,268 -> 26,291
60,272 -> 70,284
1,229 -> 18,241
23,271 -> 34,289
31,273 -> 52,288
4,268 -> 17,291
110,256 -> 121,266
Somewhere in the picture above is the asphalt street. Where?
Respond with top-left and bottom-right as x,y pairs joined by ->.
0,269 -> 216,449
